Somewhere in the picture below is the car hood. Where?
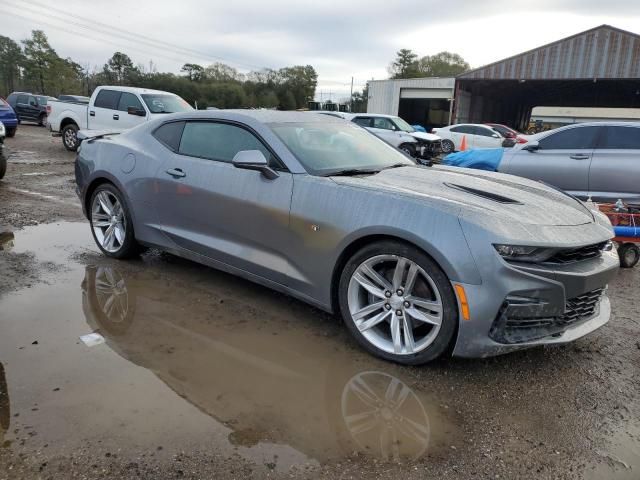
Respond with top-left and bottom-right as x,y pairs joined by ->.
409,132 -> 441,142
331,165 -> 594,227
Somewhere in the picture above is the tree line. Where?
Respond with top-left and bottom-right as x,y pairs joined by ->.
0,30 -> 469,111
0,30 -> 319,110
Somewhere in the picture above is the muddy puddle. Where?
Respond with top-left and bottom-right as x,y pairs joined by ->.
1,221 -> 638,478
0,222 -> 460,473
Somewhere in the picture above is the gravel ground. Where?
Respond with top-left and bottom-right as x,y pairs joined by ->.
0,126 -> 638,480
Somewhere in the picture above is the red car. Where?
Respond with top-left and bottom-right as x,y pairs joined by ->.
485,123 -> 527,144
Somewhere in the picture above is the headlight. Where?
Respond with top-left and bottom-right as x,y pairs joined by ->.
0,123 -> 5,137
493,244 -> 554,262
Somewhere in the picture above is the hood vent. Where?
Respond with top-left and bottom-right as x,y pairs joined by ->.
445,183 -> 522,205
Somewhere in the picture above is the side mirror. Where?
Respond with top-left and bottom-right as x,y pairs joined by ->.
232,150 -> 279,180
127,106 -> 146,117
523,140 -> 540,152
492,133 -> 500,138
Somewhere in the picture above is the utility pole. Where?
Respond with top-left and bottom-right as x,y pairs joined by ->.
350,76 -> 354,112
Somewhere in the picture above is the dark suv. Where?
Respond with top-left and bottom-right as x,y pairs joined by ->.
6,92 -> 55,126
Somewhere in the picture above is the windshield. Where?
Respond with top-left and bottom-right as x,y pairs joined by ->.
141,94 -> 193,114
392,116 -> 415,133
270,121 -> 414,176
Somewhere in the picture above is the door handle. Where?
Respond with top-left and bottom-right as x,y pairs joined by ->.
165,168 -> 186,178
89,111 -> 95,117
113,114 -> 119,120
570,154 -> 590,160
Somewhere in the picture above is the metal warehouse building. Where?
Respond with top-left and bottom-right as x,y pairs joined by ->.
369,25 -> 640,131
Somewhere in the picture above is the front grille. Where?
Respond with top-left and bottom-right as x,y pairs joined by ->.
546,242 -> 607,264
560,288 -> 604,323
490,288 -> 605,344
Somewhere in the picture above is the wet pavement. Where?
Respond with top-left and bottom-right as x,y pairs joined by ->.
0,127 -> 639,479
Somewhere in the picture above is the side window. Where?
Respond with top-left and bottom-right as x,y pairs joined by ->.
451,125 -> 474,134
473,126 -> 497,137
372,117 -> 395,130
94,89 -> 121,110
178,121 -> 277,166
597,126 -> 640,149
117,92 -> 144,112
538,126 -> 600,150
352,117 -> 372,128
153,121 -> 185,152
17,95 -> 28,104
29,96 -> 38,106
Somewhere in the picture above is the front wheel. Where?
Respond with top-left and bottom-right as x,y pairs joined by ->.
399,143 -> 416,157
338,241 -> 458,365
5,128 -> 16,138
89,183 -> 141,259
38,113 -> 46,127
441,139 -> 454,154
62,124 -> 79,151
618,243 -> 639,268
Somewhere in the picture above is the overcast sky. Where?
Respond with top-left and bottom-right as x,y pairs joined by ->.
3,0 -> 640,100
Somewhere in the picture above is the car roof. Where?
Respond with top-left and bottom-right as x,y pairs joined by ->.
165,109 -> 341,124
345,113 -> 398,119
96,85 -> 180,96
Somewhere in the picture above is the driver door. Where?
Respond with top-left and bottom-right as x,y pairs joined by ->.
153,120 -> 295,286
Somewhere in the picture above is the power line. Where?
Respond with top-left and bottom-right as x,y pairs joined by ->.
10,0 -> 270,71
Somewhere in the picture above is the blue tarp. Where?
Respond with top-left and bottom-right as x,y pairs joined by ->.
614,226 -> 640,238
442,148 -> 506,172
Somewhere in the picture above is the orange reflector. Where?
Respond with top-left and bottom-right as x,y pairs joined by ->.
454,284 -> 470,321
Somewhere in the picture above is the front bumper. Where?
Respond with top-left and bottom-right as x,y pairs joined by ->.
452,248 -> 619,358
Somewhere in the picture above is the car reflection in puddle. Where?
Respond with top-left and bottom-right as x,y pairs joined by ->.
0,362 -> 9,448
81,265 -> 453,463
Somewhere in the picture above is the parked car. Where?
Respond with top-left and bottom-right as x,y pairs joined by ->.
500,122 -> 640,203
0,97 -> 18,137
6,92 -> 54,126
48,86 -> 193,151
344,113 -> 442,160
57,94 -> 90,104
485,123 -> 527,145
432,124 -> 508,153
0,121 -> 6,179
75,110 -> 618,364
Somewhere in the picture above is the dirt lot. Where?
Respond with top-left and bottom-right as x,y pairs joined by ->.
0,126 -> 639,479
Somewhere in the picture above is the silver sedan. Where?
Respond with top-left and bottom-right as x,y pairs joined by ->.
75,110 -> 619,364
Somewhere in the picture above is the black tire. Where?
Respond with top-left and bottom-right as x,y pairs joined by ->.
399,143 -> 416,158
62,123 -> 79,152
5,128 -> 16,138
38,113 -> 46,127
441,139 -> 455,154
0,154 -> 6,180
338,241 -> 458,365
89,183 -> 141,259
618,243 -> 639,268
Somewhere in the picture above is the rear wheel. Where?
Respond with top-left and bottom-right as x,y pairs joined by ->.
338,241 -> 458,365
38,113 -> 46,126
0,154 -> 6,180
89,183 -> 141,259
62,124 -> 79,151
441,139 -> 454,154
618,243 -> 639,268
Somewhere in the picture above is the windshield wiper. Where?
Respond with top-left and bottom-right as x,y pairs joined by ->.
325,168 -> 382,177
382,163 -> 411,170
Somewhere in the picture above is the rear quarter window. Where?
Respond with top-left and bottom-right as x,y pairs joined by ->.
152,121 -> 185,152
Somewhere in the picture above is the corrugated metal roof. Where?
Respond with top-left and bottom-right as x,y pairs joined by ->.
458,25 -> 640,80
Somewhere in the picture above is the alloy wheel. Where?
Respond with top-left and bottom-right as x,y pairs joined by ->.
64,128 -> 77,149
91,191 -> 126,253
347,255 -> 443,356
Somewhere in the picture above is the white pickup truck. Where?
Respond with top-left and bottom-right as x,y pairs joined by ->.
47,86 -> 193,151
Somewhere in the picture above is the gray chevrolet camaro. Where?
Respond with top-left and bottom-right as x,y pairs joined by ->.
75,110 -> 619,364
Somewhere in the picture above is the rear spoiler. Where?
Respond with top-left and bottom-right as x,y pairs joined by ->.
77,129 -> 121,143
